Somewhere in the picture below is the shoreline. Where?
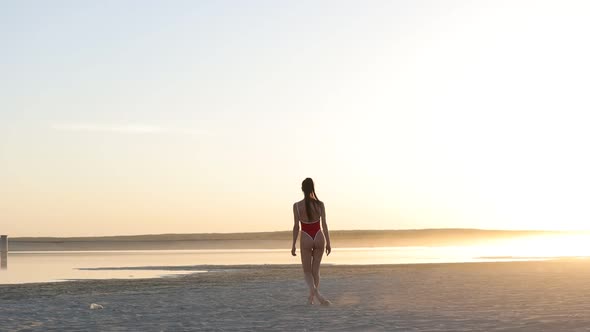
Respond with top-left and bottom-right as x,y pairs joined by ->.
0,258 -> 582,289
3,257 -> 588,286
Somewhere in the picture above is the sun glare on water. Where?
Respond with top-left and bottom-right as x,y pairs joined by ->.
481,233 -> 590,259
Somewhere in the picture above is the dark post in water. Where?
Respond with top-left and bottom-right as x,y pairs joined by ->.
1,235 -> 7,269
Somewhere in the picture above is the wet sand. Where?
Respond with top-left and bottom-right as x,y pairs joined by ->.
1,260 -> 590,331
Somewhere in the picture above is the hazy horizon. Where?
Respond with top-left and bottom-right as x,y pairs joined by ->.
3,1 -> 590,237
6,227 -> 586,240
6,229 -> 589,262
3,227 -> 589,240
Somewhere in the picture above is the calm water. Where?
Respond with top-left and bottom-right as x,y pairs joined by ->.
0,245 -> 567,284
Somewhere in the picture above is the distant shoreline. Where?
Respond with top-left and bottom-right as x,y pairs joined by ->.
7,229 -> 586,251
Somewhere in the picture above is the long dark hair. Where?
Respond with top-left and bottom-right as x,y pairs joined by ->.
301,178 -> 321,221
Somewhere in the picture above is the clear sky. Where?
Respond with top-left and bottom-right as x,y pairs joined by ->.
2,0 -> 590,236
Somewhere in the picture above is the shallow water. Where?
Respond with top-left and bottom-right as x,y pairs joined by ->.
1,244 -> 574,284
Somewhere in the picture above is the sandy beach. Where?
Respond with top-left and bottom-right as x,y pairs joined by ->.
2,260 -> 590,331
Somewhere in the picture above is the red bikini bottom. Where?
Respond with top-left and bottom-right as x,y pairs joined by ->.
301,221 -> 321,239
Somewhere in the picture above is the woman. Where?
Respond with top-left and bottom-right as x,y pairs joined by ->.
291,178 -> 332,305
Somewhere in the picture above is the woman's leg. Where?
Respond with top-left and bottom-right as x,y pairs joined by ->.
311,231 -> 325,289
300,232 -> 315,304
311,231 -> 330,305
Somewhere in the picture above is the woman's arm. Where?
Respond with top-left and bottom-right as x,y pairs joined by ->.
291,203 -> 299,256
321,202 -> 331,256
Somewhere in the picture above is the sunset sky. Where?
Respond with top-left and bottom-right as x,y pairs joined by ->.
2,1 -> 590,236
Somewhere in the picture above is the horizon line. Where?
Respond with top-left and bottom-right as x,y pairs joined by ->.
7,228 -> 589,240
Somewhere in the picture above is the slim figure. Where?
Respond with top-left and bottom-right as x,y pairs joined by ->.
292,178 -> 332,305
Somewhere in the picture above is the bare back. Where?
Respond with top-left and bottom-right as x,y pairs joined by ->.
295,199 -> 322,223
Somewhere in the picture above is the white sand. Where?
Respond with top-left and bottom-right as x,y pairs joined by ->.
1,260 -> 590,331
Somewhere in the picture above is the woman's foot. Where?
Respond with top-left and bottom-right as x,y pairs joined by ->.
307,294 -> 314,305
315,290 -> 331,306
